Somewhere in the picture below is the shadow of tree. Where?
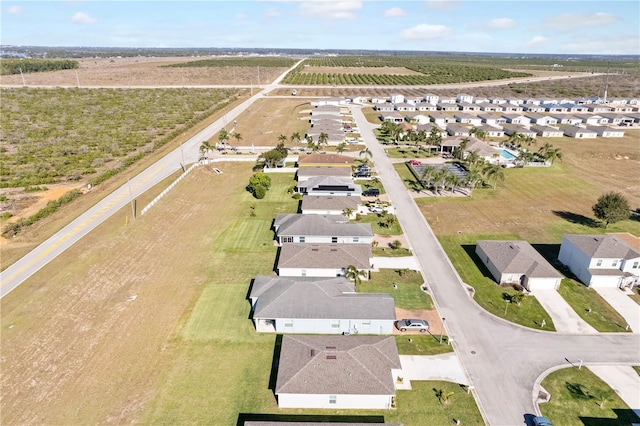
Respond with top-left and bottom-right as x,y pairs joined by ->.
553,210 -> 600,228
566,381 -> 591,400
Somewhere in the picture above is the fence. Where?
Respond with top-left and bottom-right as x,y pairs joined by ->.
140,162 -> 200,216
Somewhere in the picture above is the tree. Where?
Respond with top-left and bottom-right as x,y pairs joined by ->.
249,172 -> 271,190
232,132 -> 242,149
380,212 -> 397,229
336,142 -> 347,154
510,292 -> 525,306
470,126 -> 487,142
592,192 -> 630,229
359,147 -> 372,162
259,149 -> 286,168
420,165 -> 437,189
345,264 -> 364,289
426,127 -> 443,152
459,137 -> 470,159
318,132 -> 329,149
390,239 -> 402,250
545,147 -> 563,165
290,131 -> 302,144
483,164 -> 505,190
436,388 -> 455,404
218,128 -> 229,146
278,134 -> 288,144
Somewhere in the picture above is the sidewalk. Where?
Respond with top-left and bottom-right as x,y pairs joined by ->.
398,353 -> 470,390
594,287 -> 640,333
531,289 -> 597,333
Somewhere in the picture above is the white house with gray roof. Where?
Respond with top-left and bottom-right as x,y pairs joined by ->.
296,166 -> 352,182
476,240 -> 562,291
277,243 -> 372,277
249,276 -> 396,334
275,335 -> 401,409
301,196 -> 361,217
274,214 -> 373,245
295,176 -> 362,197
558,234 -> 640,288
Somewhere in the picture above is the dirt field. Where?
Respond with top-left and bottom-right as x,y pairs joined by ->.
0,163 -> 254,424
302,66 -> 423,75
0,56 -> 288,86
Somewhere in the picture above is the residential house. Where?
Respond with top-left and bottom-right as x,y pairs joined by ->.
416,123 -> 447,138
488,97 -> 507,104
436,103 -> 459,111
502,124 -> 537,138
475,240 -> 563,290
295,176 -> 362,197
523,104 -> 546,113
394,102 -> 415,112
446,124 -> 471,137
306,129 -> 345,145
477,102 -> 504,112
297,166 -> 353,182
249,276 -> 396,334
454,113 -> 482,126
608,103 -> 635,113
276,243 -> 372,277
275,335 -> 402,409
390,93 -> 405,104
599,113 -> 634,126
457,102 -> 481,112
273,214 -> 373,245
456,93 -> 474,103
300,196 -> 361,217
375,103 -> 395,112
406,113 -> 430,125
298,153 -> 354,168
415,102 -> 437,111
558,234 -> 640,288
502,114 -> 531,126
505,97 -> 524,105
587,126 -> 625,137
311,98 -> 348,107
423,93 -> 439,104
439,97 -> 457,104
551,114 -> 583,126
502,103 -> 524,113
479,113 -> 506,126
542,104 -> 568,113
313,105 -> 342,116
575,114 -> 605,126
380,112 -> 405,123
531,125 -> 564,138
371,97 -> 387,104
525,113 -> 557,126
588,104 -> 612,113
562,125 -> 597,139
429,112 -> 455,128
476,124 -> 504,138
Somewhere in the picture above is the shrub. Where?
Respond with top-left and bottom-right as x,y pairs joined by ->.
251,184 -> 266,199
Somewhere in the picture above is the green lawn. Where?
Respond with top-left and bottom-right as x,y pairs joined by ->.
558,278 -> 631,332
385,146 -> 436,159
438,233 -> 556,331
373,247 -> 413,257
629,287 -> 640,306
394,163 -> 425,193
634,366 -> 640,376
354,212 -> 403,236
540,367 -> 640,426
360,269 -> 433,310
355,178 -> 386,195
395,335 -> 454,355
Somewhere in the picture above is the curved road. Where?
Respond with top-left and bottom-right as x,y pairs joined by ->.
352,107 -> 640,425
0,60 -> 303,297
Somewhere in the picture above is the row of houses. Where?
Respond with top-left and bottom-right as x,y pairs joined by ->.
250,153 -> 403,410
476,234 -> 640,290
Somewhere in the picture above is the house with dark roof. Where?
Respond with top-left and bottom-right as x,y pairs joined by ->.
502,124 -> 537,138
249,276 -> 396,334
300,196 -> 361,217
295,176 -> 362,197
531,125 -> 564,138
558,234 -> 640,288
275,335 -> 402,409
296,166 -> 352,182
277,243 -> 372,277
476,240 -> 562,291
274,214 -> 373,245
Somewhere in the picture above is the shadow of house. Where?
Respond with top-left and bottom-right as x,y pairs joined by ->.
461,244 -> 497,281
268,334 -> 283,394
237,413 -> 387,426
552,210 -> 600,228
580,408 -> 640,426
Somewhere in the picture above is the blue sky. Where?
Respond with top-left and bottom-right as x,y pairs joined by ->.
2,1 -> 639,55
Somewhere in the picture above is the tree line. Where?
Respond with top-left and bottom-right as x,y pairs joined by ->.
0,59 -> 79,75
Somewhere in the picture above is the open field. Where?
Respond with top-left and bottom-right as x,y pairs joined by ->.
540,367 -> 640,425
359,269 -> 433,310
0,56 -> 289,86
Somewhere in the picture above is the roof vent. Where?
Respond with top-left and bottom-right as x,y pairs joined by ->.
310,349 -> 316,357
312,248 -> 319,252
326,346 -> 336,349
330,249 -> 338,252
326,355 -> 337,360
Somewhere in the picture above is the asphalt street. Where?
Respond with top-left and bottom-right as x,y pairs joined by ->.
352,107 -> 640,425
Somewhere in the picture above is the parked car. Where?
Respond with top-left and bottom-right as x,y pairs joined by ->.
408,160 -> 422,166
396,319 -> 429,332
532,417 -> 553,426
369,206 -> 384,213
362,188 -> 380,197
354,172 -> 371,178
358,164 -> 372,172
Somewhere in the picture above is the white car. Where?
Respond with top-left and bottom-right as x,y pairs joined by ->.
369,206 -> 384,213
396,319 -> 429,332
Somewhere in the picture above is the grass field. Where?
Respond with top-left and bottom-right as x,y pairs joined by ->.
360,269 -> 433,310
395,335 -> 453,355
540,367 -> 640,426
354,212 -> 403,235
386,147 -> 436,159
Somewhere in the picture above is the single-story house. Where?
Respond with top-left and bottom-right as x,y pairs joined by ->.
306,130 -> 345,146
424,93 -> 439,104
311,98 -> 348,107
525,113 -> 557,126
390,93 -> 405,104
309,114 -> 342,124
502,103 -> 524,113
608,104 -> 635,113
558,234 -> 640,288
436,103 -> 459,111
599,113 -> 634,126
456,93 -> 474,103
429,112 -> 455,128
574,114 -> 604,126
300,195 -> 361,217
502,114 -> 531,126
488,97 -> 507,104
457,102 -> 481,112
523,104 -> 546,113
277,243 -> 372,277
274,214 -> 373,245
588,104 -> 613,113
562,125 -> 597,139
586,126 -> 625,138
439,97 -> 457,104
295,176 -> 362,197
479,113 -> 507,126
442,136 -> 500,160
406,113 -> 430,125
375,102 -> 395,112
298,153 -> 354,168
380,112 -> 405,123
249,276 -> 396,334
446,124 -> 471,137
313,105 -> 342,116
476,240 -> 563,291
415,102 -> 437,111
416,123 -> 447,138
477,124 -> 504,138
454,113 -> 482,126
506,98 -> 524,105
477,102 -> 504,112
531,125 -> 564,138
542,104 -> 568,113
551,114 -> 582,126
502,124 -> 537,138
297,166 -> 353,182
371,97 -> 387,104
275,335 -> 402,409
394,102 -> 415,112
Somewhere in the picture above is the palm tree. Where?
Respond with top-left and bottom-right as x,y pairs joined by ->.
278,134 -> 288,144
464,168 -> 482,189
538,142 -> 553,157
459,137 -> 470,160
359,147 -> 372,163
336,142 -> 347,154
218,128 -> 229,147
445,173 -> 461,193
342,207 -> 354,218
507,132 -> 524,147
345,264 -> 364,289
545,147 -> 563,164
306,135 -> 317,151
420,165 -> 437,189
436,389 -> 455,405
483,164 -> 505,190
465,150 -> 480,169
426,127 -> 443,152
232,132 -> 242,149
318,132 -> 329,149
290,131 -> 302,144
199,140 -> 213,157
470,127 -> 487,142
433,169 -> 450,193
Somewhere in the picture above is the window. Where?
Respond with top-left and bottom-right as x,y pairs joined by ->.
299,236 -> 305,243
611,260 -> 618,267
329,395 -> 337,404
331,320 -> 340,329
332,237 -> 338,243
633,261 -> 639,269
353,237 -> 359,243
282,236 -> 293,243
301,269 -> 307,277
596,259 -> 602,267
284,320 -> 293,328
362,320 -> 371,326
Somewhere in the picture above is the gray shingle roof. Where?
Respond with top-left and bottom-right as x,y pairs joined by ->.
298,153 -> 354,166
564,234 -> 640,259
297,166 -> 352,179
250,276 -> 395,320
278,243 -> 372,270
477,240 -> 562,278
301,195 -> 361,212
275,335 -> 401,395
296,176 -> 362,194
274,214 -> 373,239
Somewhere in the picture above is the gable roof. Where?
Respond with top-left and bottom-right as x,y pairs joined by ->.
297,166 -> 352,179
275,335 -> 401,395
301,195 -> 361,212
296,176 -> 362,193
564,234 -> 640,259
477,240 -> 562,278
298,153 -> 354,167
274,214 -> 373,238
250,276 -> 395,320
278,243 -> 372,270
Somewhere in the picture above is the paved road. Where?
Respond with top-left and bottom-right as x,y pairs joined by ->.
0,60 -> 303,297
352,107 -> 640,425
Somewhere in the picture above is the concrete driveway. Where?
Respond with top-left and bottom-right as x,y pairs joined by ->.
531,289 -> 597,333
372,256 -> 420,271
397,353 -> 470,390
589,365 -> 640,417
594,287 -> 640,333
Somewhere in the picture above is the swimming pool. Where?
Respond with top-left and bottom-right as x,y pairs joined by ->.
501,149 -> 517,160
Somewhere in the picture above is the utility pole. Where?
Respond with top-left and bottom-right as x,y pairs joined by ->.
19,68 -> 26,86
127,178 -> 135,220
75,70 -> 80,87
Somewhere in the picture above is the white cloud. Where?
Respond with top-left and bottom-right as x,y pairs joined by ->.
236,13 -> 249,20
524,35 -> 550,48
384,7 -> 405,17
265,8 -> 281,18
7,5 -> 23,15
559,34 -> 640,55
425,0 -> 458,10
544,12 -> 620,32
71,12 -> 96,24
400,24 -> 452,40
299,0 -> 362,19
488,17 -> 516,30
